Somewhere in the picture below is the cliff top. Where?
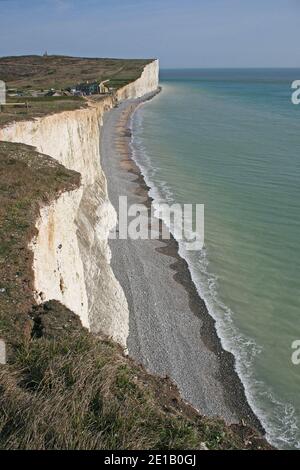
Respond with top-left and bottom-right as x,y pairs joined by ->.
0,55 -> 154,90
0,55 -> 156,127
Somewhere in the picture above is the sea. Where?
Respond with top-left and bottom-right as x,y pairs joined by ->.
130,68 -> 300,449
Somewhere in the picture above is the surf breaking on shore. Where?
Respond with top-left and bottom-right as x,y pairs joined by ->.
100,90 -> 263,435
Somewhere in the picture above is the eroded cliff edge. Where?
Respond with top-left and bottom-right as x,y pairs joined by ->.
0,59 -> 159,347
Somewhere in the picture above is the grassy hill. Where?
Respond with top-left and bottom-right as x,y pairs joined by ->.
0,55 -> 153,91
0,55 -> 154,126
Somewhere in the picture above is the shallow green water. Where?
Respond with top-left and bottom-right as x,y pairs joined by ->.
131,69 -> 300,448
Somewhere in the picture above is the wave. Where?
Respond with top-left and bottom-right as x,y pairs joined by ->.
128,98 -> 300,450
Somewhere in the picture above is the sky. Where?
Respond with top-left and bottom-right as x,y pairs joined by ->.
0,0 -> 299,68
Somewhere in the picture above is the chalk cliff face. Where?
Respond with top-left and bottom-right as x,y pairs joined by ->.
117,60 -> 159,101
0,60 -> 159,347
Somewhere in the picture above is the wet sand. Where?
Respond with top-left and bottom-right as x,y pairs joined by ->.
101,91 -> 263,431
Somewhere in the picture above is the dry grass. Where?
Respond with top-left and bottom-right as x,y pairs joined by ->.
0,55 -> 153,91
0,301 -> 272,450
0,96 -> 87,127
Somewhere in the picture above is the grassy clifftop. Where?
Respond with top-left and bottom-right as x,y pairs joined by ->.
0,55 -> 154,90
0,55 -> 154,126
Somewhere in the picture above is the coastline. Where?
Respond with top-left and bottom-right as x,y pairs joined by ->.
101,91 -> 264,433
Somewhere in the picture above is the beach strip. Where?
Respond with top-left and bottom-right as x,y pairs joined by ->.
100,91 -> 263,432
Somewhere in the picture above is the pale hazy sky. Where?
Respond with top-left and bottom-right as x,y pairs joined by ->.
0,0 -> 299,67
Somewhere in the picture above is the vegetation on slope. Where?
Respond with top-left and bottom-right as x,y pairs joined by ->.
0,300 -> 271,450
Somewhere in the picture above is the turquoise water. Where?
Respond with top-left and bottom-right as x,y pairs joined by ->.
131,69 -> 300,449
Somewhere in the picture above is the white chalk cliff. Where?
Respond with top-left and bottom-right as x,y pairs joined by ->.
0,60 -> 159,347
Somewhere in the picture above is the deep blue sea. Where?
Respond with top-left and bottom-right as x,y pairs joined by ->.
131,69 -> 300,449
